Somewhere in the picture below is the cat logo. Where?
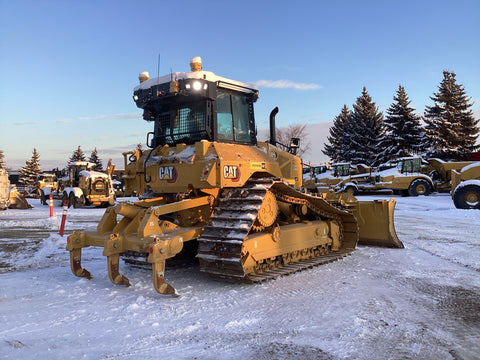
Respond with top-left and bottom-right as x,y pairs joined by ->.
223,165 -> 240,182
158,166 -> 177,183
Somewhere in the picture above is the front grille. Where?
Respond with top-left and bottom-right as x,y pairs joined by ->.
91,179 -> 107,195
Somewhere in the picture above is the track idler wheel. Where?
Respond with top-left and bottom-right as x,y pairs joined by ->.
255,190 -> 278,229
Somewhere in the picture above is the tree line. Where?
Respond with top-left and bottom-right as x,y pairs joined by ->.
0,146 -> 107,195
323,71 -> 479,165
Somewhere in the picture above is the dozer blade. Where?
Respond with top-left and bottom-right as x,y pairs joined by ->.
322,192 -> 403,248
354,198 -> 403,248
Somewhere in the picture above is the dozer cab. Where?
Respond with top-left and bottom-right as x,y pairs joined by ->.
66,57 -> 402,295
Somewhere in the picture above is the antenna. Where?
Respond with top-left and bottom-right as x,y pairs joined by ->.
157,54 -> 161,79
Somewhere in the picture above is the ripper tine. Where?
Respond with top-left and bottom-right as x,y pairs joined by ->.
69,248 -> 92,279
107,254 -> 130,286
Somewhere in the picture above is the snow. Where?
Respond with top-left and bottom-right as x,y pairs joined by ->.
460,162 -> 480,173
133,70 -> 258,93
456,179 -> 480,189
146,147 -> 197,166
62,187 -> 84,198
1,194 -> 480,360
78,170 -> 109,179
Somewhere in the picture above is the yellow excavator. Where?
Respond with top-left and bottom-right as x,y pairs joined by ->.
67,57 -> 402,295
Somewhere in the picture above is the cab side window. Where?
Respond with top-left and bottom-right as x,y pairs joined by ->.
217,92 -> 234,141
231,94 -> 250,142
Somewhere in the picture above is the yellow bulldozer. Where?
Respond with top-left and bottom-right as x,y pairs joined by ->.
66,57 -> 403,295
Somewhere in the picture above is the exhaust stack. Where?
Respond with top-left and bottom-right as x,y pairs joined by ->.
269,107 -> 279,146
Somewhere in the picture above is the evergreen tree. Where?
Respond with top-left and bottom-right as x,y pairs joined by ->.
19,148 -> 42,194
322,105 -> 353,163
424,71 -> 479,159
349,87 -> 386,166
69,145 -> 86,163
88,147 -> 104,172
0,150 -> 5,169
376,85 -> 425,164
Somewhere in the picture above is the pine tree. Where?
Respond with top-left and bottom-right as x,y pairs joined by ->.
88,147 -> 104,172
0,150 -> 5,169
19,148 -> 42,194
376,85 -> 425,164
68,145 -> 86,163
424,71 -> 479,159
322,105 -> 352,163
349,87 -> 386,166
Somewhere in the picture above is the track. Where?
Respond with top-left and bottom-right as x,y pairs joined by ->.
197,178 -> 358,283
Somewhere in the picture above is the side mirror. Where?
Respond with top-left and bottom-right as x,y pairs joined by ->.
290,137 -> 300,148
289,137 -> 300,155
146,132 -> 155,148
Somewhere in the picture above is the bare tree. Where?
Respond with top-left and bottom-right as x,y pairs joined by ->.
275,123 -> 312,158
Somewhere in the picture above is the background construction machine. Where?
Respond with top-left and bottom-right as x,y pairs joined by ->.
40,161 -> 115,208
306,158 -> 434,196
38,173 -> 58,194
0,169 -> 9,210
0,169 -> 32,209
451,162 -> 480,209
340,157 -> 434,196
422,158 -> 474,192
303,162 -> 354,193
66,57 -> 402,295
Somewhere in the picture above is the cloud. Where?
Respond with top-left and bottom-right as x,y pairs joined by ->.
57,113 -> 140,123
255,80 -> 321,91
14,121 -> 40,125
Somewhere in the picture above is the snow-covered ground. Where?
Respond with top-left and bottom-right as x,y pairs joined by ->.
1,194 -> 479,360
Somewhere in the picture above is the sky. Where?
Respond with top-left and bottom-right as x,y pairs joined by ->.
1,0 -> 479,170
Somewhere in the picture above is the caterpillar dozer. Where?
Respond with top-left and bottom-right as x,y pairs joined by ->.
66,57 -> 402,295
